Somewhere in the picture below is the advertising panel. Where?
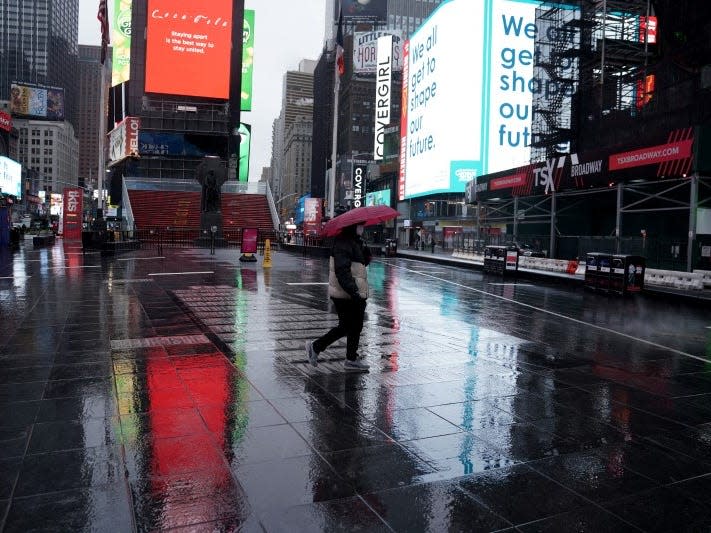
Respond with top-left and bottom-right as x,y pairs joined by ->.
373,35 -> 393,161
145,0 -> 233,99
241,10 -> 255,111
138,132 -> 205,157
238,123 -> 251,182
0,111 -> 11,132
241,228 -> 258,253
108,117 -> 140,164
111,0 -> 132,86
401,0 -> 574,200
353,31 -> 403,73
10,83 -> 65,120
0,157 -> 22,199
342,0 -> 386,22
50,193 -> 63,216
365,189 -> 391,207
303,198 -> 322,235
62,188 -> 83,240
352,164 -> 367,208
473,128 -> 695,201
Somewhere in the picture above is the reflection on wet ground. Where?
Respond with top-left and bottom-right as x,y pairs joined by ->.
1,242 -> 711,531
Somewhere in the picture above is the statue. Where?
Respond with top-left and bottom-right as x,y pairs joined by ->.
196,156 -> 227,213
195,156 -> 228,247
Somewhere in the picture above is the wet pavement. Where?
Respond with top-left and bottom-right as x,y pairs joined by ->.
1,241 -> 711,532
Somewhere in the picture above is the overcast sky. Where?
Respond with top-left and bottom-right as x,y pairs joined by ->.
78,0 -> 327,181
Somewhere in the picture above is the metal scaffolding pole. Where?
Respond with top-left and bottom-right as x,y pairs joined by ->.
549,192 -> 557,258
513,196 -> 519,242
616,183 -> 623,254
687,175 -> 698,272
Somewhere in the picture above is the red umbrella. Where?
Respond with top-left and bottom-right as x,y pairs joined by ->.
321,205 -> 399,237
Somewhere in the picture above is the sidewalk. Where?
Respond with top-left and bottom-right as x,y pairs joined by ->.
1,241 -> 711,531
396,247 -> 711,305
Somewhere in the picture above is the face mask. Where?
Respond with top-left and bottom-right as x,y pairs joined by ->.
356,225 -> 365,236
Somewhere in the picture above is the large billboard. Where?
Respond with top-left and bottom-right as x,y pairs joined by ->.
145,0 -> 234,99
108,117 -> 140,165
10,83 -> 65,120
111,0 -> 132,86
353,30 -> 403,74
399,0 -> 574,200
342,0 -> 386,22
0,157 -> 22,199
241,10 -> 255,111
472,128 -> 696,201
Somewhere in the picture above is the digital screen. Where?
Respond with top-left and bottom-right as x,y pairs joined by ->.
145,0 -> 234,99
241,10 -> 255,111
400,0 -> 565,200
0,157 -> 22,199
365,189 -> 390,207
238,123 -> 251,182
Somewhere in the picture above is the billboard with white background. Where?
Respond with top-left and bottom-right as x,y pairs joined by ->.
400,0 -> 572,200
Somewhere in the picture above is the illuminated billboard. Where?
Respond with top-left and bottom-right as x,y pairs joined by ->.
241,10 -> 255,111
145,0 -> 234,99
353,30 -> 403,74
399,0 -> 571,200
0,157 -> 22,199
238,123 -> 251,182
342,0 -> 386,22
111,0 -> 132,86
366,189 -> 390,207
10,83 -> 65,120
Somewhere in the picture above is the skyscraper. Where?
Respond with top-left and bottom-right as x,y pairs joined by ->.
77,45 -> 108,193
0,0 -> 80,128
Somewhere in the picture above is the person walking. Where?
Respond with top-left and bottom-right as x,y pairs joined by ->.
306,223 -> 371,371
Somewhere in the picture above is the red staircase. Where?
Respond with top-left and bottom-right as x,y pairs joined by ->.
127,190 -> 201,229
126,190 -> 274,231
221,193 -> 274,231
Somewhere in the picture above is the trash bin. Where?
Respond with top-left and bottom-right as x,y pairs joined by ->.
585,253 -> 612,291
484,245 -> 518,275
612,254 -> 645,294
385,239 -> 397,257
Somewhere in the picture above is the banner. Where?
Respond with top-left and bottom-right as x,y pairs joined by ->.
303,198 -> 322,235
62,188 -> 83,240
373,35 -> 392,161
352,164 -> 367,208
0,111 -> 11,132
111,0 -> 132,86
241,10 -> 255,111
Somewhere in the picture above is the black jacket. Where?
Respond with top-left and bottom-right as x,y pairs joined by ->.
330,227 -> 371,298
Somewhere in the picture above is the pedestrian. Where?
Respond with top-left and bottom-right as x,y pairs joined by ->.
306,223 -> 372,371
430,234 -> 435,253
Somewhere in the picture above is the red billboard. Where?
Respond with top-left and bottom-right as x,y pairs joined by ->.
609,139 -> 693,171
145,0 -> 233,99
63,188 -> 83,240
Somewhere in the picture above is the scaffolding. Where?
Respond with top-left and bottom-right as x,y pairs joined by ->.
532,0 -> 656,159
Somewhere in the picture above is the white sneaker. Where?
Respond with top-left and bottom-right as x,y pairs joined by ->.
306,341 -> 318,367
344,359 -> 370,371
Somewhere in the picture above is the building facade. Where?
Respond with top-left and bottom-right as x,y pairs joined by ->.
15,119 -> 79,197
77,45 -> 107,193
270,61 -> 315,218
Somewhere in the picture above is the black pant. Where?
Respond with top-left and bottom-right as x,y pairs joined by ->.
313,297 -> 366,360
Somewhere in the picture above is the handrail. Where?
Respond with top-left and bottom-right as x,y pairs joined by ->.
265,181 -> 280,231
122,178 -> 135,230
